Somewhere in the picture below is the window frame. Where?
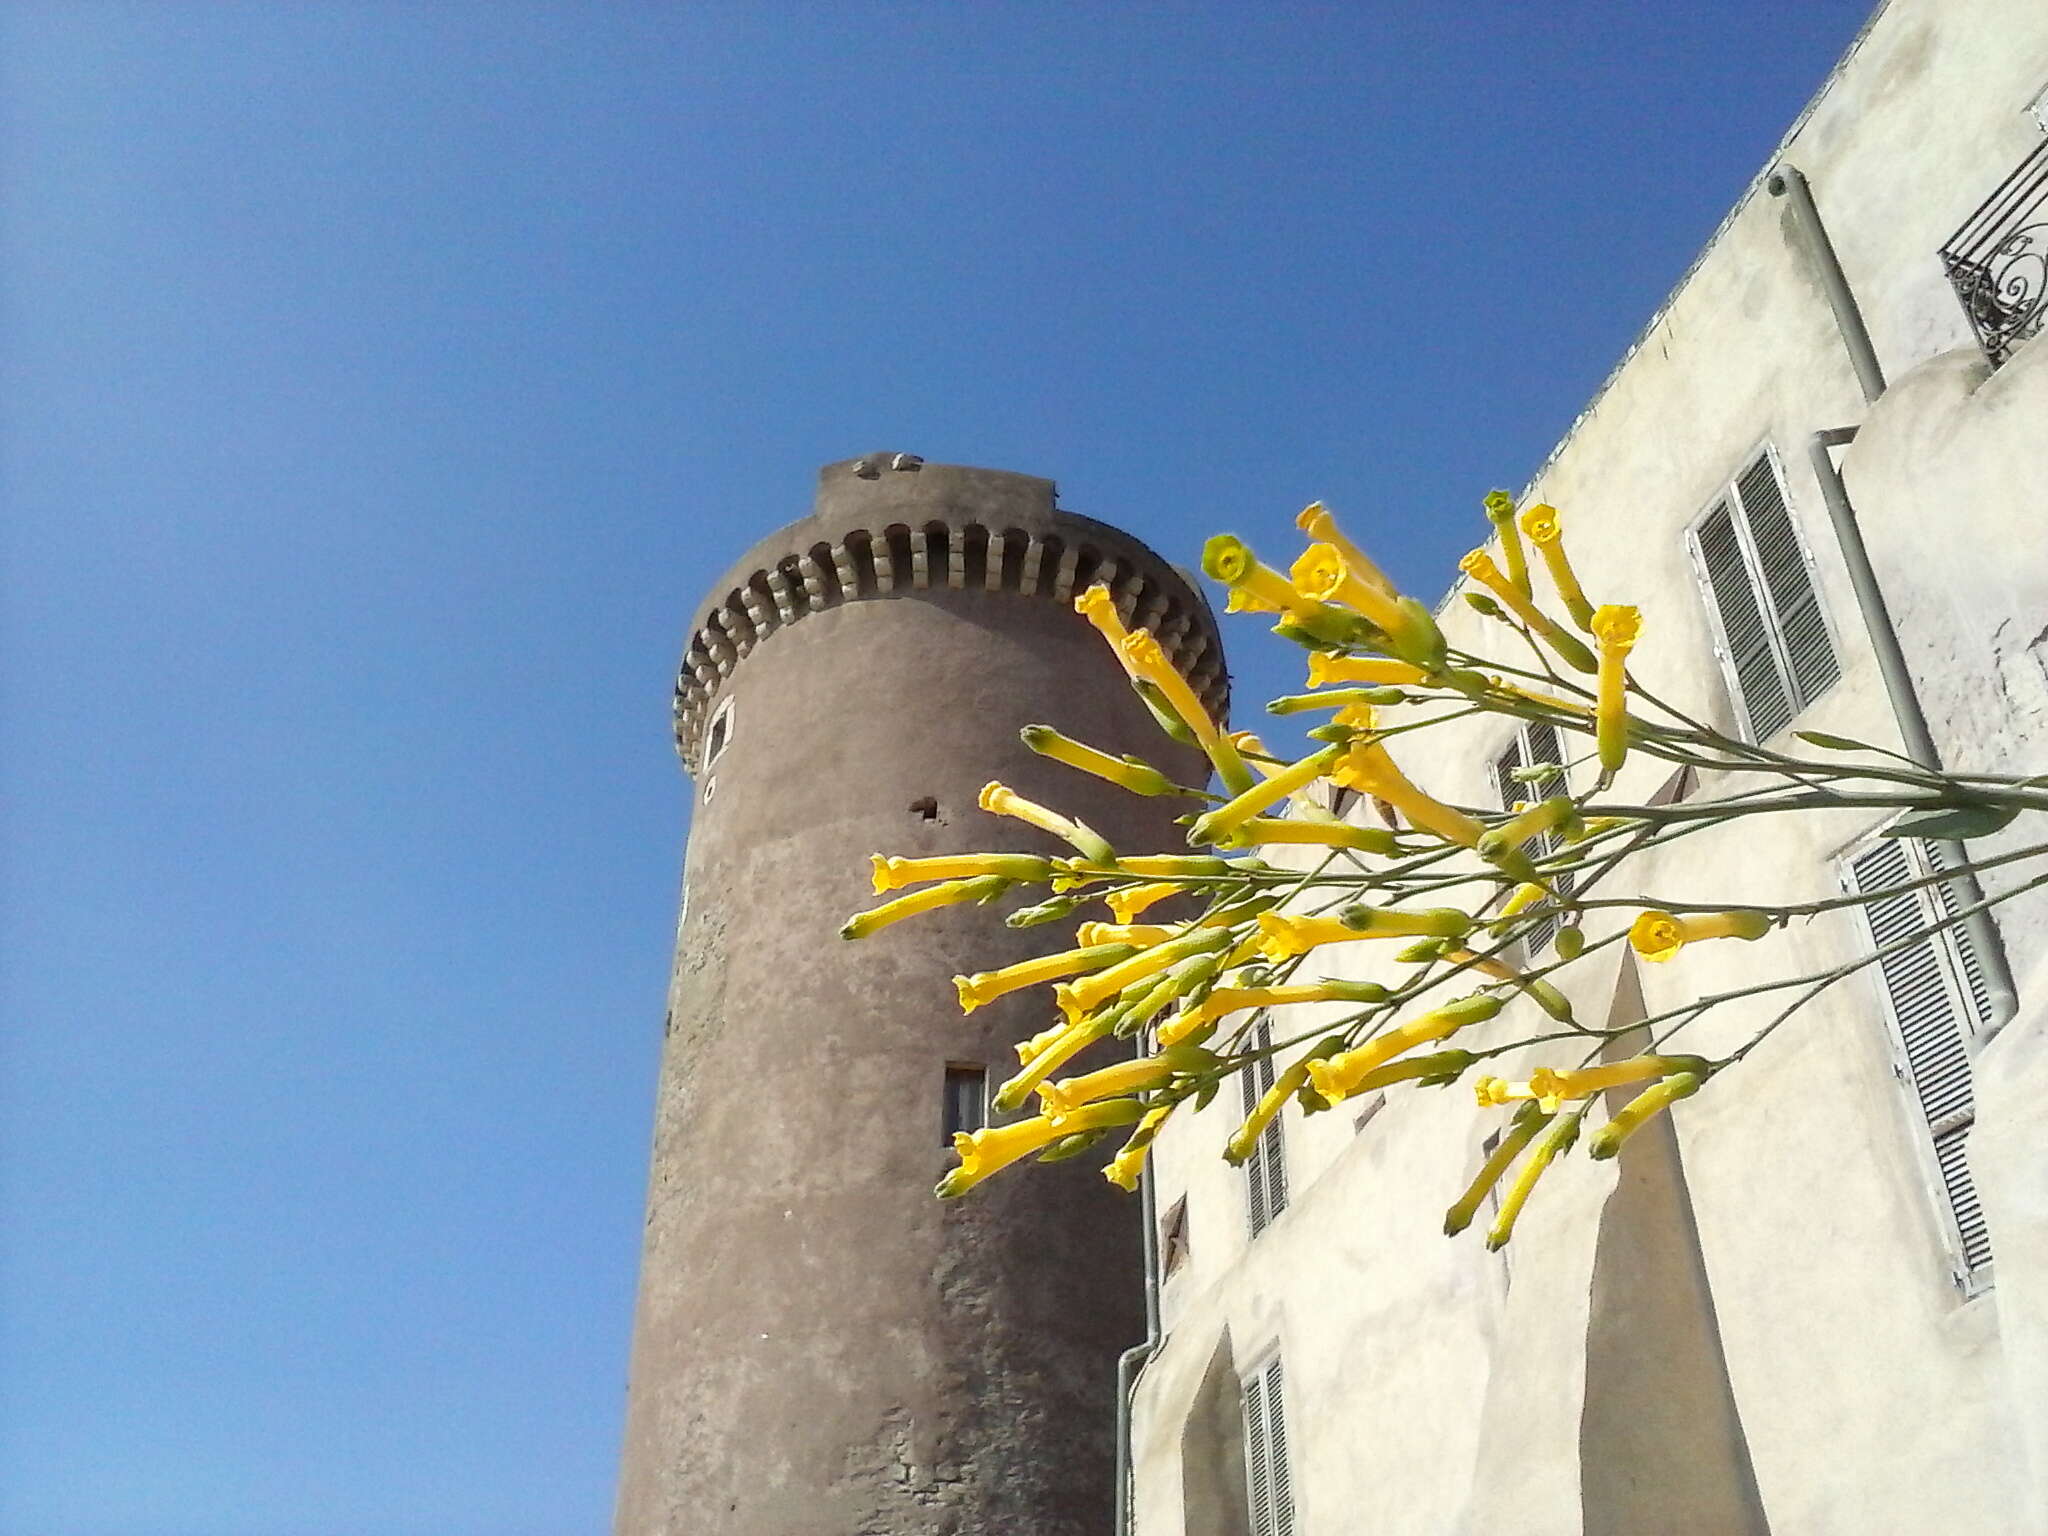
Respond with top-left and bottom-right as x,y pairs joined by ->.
1683,439 -> 1843,743
705,694 -> 736,767
941,1062 -> 988,1144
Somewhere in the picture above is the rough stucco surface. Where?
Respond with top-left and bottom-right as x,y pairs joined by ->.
1134,3 -> 2048,1533
615,462 -> 1217,1535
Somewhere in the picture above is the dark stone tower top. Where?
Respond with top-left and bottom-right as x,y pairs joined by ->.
671,454 -> 1229,772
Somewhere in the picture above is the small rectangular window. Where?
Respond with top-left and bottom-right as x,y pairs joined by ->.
1844,835 -> 1995,1290
1688,446 -> 1840,742
943,1064 -> 987,1143
1241,1353 -> 1296,1536
1240,1018 -> 1289,1238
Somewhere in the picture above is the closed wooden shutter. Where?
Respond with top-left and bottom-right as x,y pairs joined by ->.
1690,449 -> 1838,742
1847,838 -> 1992,1283
1242,1355 -> 1295,1536
1694,498 -> 1795,741
1736,453 -> 1840,709
1240,1019 -> 1289,1239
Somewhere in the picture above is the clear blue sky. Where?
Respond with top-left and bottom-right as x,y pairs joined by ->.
2,4 -> 1875,1532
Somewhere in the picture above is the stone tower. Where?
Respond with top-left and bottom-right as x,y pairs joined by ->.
615,456 -> 1228,1535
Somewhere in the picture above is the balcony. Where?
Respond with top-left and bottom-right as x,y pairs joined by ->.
1941,139 -> 2048,368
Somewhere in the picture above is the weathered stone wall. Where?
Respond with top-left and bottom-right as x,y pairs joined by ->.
617,459 -> 1221,1535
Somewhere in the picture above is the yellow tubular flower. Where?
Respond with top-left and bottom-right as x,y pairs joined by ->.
1350,1047 -> 1477,1094
1330,715 -> 1487,848
1225,1060 -> 1313,1164
1225,585 -> 1286,615
1114,629 -> 1256,795
1102,1104 -> 1175,1191
1482,489 -> 1533,598
938,1098 -> 1146,1198
1103,1142 -> 1150,1190
1519,503 -> 1596,630
1122,953 -> 1227,1039
1478,797 -> 1577,860
1188,745 -> 1342,846
1118,855 -> 1236,877
1203,534 -> 1316,614
1628,908 -> 1773,963
1487,678 -> 1593,715
1073,583 -> 1132,648
1020,725 -> 1176,797
1075,921 -> 1174,948
1297,501 -> 1398,593
1106,881 -> 1185,923
978,781 -> 1116,862
1341,904 -> 1474,940
840,875 -> 1011,940
870,852 -> 1054,894
1592,604 -> 1642,776
1039,1047 -> 1204,1124
1055,927 -> 1237,1022
1486,1110 -> 1583,1250
1226,818 -> 1400,855
1444,1103 -> 1553,1234
1015,1021 -> 1070,1065
1305,653 -> 1430,688
1158,979 -> 1388,1046
1458,549 -> 1599,674
1529,1054 -> 1710,1106
994,1016 -> 1116,1110
1474,1076 -> 1542,1108
1587,1073 -> 1705,1159
953,942 -> 1139,1014
1252,913 -> 1357,963
1291,543 -> 1406,632
1496,882 -> 1548,922
1306,995 -> 1506,1104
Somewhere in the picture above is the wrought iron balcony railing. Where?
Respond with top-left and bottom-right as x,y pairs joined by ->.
1940,138 -> 2048,368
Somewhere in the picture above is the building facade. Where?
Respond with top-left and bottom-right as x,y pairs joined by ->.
617,458 -> 1226,1534
1131,2 -> 2048,1532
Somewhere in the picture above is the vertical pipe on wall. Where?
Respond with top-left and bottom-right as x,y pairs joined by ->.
1806,428 -> 2019,1036
1768,165 -> 1888,404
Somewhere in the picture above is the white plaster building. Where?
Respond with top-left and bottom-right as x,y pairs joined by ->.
1130,3 -> 2048,1531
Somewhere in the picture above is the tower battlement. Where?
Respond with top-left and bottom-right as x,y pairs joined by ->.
672,455 -> 1227,771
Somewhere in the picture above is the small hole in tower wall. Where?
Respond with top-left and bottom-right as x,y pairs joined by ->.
909,796 -> 940,822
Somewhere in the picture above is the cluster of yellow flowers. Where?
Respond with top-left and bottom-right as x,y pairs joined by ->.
841,496 -> 1779,1245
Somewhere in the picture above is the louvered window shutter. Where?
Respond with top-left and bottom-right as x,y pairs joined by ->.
1694,498 -> 1795,741
1241,1020 -> 1289,1238
1847,839 -> 1993,1282
1242,1368 -> 1274,1536
1239,1055 -> 1269,1238
1736,453 -> 1840,708
1242,1357 -> 1295,1536
1690,450 -> 1839,742
1493,725 -> 1567,956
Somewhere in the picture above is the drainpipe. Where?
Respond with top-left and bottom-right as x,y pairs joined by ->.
1113,1166 -> 1162,1536
1769,165 -> 1888,404
1806,428 -> 2020,1036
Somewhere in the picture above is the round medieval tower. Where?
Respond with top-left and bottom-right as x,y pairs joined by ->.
615,456 -> 1228,1536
